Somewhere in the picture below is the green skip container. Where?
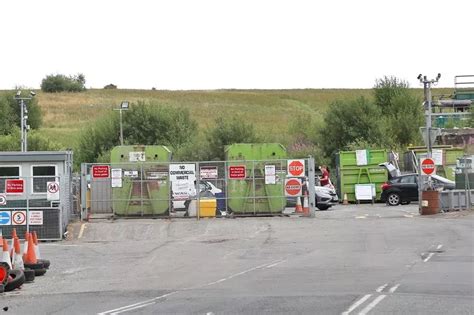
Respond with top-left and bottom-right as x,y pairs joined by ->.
110,145 -> 172,216
225,143 -> 287,215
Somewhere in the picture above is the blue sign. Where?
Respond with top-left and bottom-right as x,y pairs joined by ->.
0,211 -> 11,225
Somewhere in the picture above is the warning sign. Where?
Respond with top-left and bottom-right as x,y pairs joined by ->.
92,165 -> 110,178
285,178 -> 302,197
287,160 -> 305,177
0,211 -> 11,225
421,158 -> 436,176
12,211 -> 26,225
28,211 -> 43,225
6,179 -> 24,194
229,166 -> 246,179
0,194 -> 6,206
47,181 -> 60,201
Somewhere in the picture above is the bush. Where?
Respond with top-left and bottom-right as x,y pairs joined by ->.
206,116 -> 258,160
41,73 -> 86,92
0,128 -> 59,152
104,84 -> 117,89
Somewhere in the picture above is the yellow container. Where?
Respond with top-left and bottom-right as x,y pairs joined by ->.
199,199 -> 217,217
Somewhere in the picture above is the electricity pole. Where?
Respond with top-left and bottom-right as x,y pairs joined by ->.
417,73 -> 441,158
14,91 -> 36,152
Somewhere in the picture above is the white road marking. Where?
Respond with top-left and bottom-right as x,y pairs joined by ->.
78,223 -> 86,239
437,244 -> 443,250
376,284 -> 388,293
389,284 -> 400,293
341,294 -> 372,315
423,253 -> 435,262
355,216 -> 367,219
403,214 -> 413,218
99,259 -> 284,315
358,294 -> 386,315
266,260 -> 287,268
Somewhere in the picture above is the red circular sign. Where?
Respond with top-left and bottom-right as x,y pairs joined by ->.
285,179 -> 302,196
421,158 -> 435,175
288,160 -> 304,176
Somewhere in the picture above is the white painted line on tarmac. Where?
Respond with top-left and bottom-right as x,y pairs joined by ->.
78,223 -> 86,239
358,294 -> 386,315
266,259 -> 287,269
376,284 -> 388,293
355,216 -> 367,219
423,253 -> 435,262
112,302 -> 157,314
389,284 -> 400,293
341,294 -> 372,315
437,244 -> 443,250
98,292 -> 177,315
403,214 -> 413,218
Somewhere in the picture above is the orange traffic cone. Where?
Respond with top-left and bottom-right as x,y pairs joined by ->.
24,233 -> 37,264
2,239 -> 12,269
23,232 -> 30,258
12,237 -> 24,270
303,192 -> 310,215
343,193 -> 349,205
295,196 -> 303,213
32,231 -> 41,259
10,228 -> 17,257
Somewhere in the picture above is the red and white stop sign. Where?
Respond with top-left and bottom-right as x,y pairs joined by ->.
288,159 -> 305,177
421,158 -> 436,175
285,178 -> 302,196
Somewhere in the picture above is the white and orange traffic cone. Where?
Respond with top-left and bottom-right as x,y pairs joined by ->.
23,232 -> 29,258
32,231 -> 41,260
303,192 -> 310,215
295,196 -> 303,213
10,228 -> 17,258
23,233 -> 37,265
2,239 -> 12,270
343,193 -> 349,205
12,237 -> 24,271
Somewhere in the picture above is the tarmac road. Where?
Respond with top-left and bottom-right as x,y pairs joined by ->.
2,204 -> 473,315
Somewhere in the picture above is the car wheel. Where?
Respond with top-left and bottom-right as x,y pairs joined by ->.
387,193 -> 401,206
317,204 -> 330,211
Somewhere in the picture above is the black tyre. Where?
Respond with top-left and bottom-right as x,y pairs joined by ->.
5,269 -> 25,292
387,193 -> 401,206
24,269 -> 35,282
34,268 -> 47,277
38,259 -> 50,269
317,204 -> 330,211
401,201 -> 411,205
24,262 -> 45,270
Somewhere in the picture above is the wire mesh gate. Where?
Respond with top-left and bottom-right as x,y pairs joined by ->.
81,158 -> 316,219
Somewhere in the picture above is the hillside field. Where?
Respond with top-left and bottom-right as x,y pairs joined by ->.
0,88 -> 453,151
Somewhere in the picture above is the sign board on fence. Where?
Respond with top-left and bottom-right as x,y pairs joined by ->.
356,150 -> 368,166
0,211 -> 11,225
170,164 -> 196,200
129,152 -> 146,162
47,181 -> 60,201
285,178 -> 302,197
0,194 -> 6,206
287,160 -> 305,177
421,158 -> 436,176
28,211 -> 43,225
265,165 -> 276,185
229,166 -> 246,179
355,184 -> 376,201
6,179 -> 24,194
123,170 -> 138,178
12,210 -> 26,225
432,149 -> 443,166
92,165 -> 110,178
200,166 -> 218,179
111,168 -> 123,188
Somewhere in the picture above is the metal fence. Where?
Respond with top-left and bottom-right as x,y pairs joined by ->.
0,176 -> 69,240
81,158 -> 317,219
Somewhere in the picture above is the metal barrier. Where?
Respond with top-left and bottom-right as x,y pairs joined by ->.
0,176 -> 68,240
440,189 -> 474,211
81,158 -> 317,219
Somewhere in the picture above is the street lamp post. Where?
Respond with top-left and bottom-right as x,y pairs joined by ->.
417,73 -> 441,158
114,101 -> 129,146
14,91 -> 36,152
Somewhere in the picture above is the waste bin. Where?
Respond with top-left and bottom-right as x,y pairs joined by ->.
421,190 -> 440,215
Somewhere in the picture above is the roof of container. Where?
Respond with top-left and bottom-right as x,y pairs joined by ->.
0,151 -> 73,162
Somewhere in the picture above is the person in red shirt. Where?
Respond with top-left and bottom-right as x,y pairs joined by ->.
319,165 -> 330,186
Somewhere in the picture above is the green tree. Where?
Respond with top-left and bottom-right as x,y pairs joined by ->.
41,73 -> 86,92
318,97 -> 386,162
374,76 -> 410,113
206,116 -> 258,160
0,92 -> 42,134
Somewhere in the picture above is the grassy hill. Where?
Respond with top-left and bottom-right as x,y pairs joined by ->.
0,88 -> 453,151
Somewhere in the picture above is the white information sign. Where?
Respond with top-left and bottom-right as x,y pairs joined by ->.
111,168 -> 123,188
129,151 -> 146,162
46,181 -> 60,201
124,170 -> 139,178
432,149 -> 443,166
356,150 -> 368,166
170,164 -> 196,200
265,165 -> 276,185
355,184 -> 376,201
28,211 -> 43,225
0,194 -> 6,206
12,210 -> 27,226
200,166 -> 218,179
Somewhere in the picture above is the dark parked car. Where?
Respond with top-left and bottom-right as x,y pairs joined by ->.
381,173 -> 455,206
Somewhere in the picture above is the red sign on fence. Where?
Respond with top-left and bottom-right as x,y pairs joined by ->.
288,159 -> 305,177
6,179 -> 24,194
285,178 -> 302,196
92,165 -> 110,178
229,166 -> 246,179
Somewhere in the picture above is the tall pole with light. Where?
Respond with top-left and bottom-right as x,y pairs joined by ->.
14,91 -> 36,152
417,73 -> 441,158
114,101 -> 129,146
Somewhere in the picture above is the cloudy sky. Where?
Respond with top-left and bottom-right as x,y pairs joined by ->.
0,0 -> 471,90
